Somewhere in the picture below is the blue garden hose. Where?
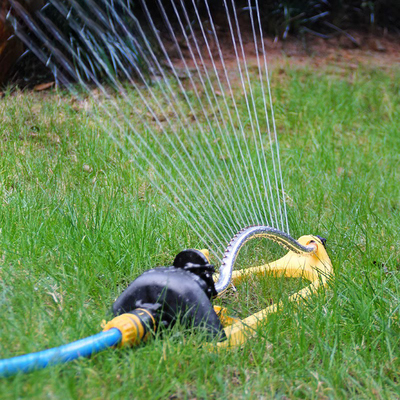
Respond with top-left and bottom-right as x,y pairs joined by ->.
0,310 -> 155,377
0,328 -> 122,377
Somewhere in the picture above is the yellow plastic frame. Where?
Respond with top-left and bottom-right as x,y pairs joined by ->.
213,235 -> 333,348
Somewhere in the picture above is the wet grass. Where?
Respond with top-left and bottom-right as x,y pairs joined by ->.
0,64 -> 400,398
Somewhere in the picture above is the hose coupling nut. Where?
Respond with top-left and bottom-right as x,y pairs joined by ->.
103,309 -> 155,347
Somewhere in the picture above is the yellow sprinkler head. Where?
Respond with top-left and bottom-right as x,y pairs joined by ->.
103,227 -> 333,352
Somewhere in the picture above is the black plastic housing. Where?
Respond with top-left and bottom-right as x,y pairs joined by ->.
113,249 -> 225,340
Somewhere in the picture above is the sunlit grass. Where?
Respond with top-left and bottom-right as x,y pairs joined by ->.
0,64 -> 399,398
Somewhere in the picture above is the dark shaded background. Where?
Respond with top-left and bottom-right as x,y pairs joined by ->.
1,0 -> 399,87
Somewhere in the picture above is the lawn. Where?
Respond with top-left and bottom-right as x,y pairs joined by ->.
0,61 -> 399,398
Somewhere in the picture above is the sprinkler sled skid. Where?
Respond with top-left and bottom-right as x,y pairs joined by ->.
213,231 -> 333,348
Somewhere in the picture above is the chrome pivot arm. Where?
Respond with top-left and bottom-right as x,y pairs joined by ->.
215,226 -> 316,293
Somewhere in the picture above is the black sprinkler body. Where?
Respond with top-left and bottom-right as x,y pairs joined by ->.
113,249 -> 225,340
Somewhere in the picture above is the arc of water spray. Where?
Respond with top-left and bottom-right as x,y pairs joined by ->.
7,3 -> 229,257
7,0 -> 291,258
61,0 -> 238,240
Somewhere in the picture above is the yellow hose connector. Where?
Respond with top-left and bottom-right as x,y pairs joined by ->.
103,309 -> 155,347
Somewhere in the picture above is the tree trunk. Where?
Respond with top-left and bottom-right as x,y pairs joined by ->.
0,1 -> 44,86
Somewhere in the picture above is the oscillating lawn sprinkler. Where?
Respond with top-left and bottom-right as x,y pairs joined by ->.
0,226 -> 333,377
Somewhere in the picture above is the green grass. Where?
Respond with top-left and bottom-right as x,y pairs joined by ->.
1,63 -> 400,399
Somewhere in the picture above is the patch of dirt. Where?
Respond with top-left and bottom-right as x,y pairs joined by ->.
169,31 -> 400,73
4,29 -> 399,95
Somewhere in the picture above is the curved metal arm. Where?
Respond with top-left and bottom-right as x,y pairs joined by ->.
215,226 -> 316,293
